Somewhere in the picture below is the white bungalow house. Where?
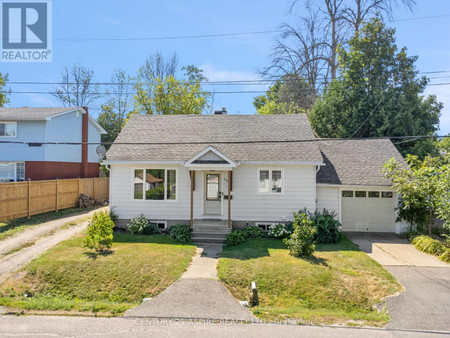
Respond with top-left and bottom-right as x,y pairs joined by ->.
104,114 -> 407,238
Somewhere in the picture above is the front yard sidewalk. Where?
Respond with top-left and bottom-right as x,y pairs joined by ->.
125,245 -> 257,321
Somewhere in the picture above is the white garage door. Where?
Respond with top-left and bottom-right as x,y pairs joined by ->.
341,190 -> 396,232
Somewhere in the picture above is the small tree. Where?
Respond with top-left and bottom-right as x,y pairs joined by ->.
84,211 -> 115,251
383,155 -> 450,234
284,212 -> 316,257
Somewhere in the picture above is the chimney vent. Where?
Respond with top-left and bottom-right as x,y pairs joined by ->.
214,107 -> 227,115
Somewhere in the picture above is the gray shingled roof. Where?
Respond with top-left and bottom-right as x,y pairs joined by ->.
316,139 -> 405,186
0,107 -> 82,120
106,114 -> 324,163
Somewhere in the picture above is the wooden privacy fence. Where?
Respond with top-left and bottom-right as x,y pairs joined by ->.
0,177 -> 109,222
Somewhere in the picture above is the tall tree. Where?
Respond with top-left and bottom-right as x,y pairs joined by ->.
97,69 -> 132,147
253,75 -> 315,114
264,0 -> 416,98
132,52 -> 211,115
0,73 -> 10,107
52,64 -> 100,107
308,17 -> 442,157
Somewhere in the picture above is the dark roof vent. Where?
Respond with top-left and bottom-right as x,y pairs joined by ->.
214,107 -> 227,115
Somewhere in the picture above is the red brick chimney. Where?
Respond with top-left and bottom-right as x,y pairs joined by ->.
81,107 -> 89,178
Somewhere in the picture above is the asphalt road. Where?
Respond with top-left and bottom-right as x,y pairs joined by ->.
0,315 -> 447,338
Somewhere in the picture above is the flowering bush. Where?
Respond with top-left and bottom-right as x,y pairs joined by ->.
127,214 -> 160,235
268,223 -> 292,239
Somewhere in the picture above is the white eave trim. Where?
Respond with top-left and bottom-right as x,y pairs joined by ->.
183,145 -> 237,168
317,183 -> 393,189
240,161 -> 325,166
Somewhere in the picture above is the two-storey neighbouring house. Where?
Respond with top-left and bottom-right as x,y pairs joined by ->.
0,107 -> 106,181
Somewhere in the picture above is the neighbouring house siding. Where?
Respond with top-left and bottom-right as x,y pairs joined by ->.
0,121 -> 46,161
109,163 -> 317,223
45,112 -> 82,163
316,186 -> 340,217
88,119 -> 101,163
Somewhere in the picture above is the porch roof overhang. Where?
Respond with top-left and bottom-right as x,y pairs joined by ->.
183,146 -> 237,171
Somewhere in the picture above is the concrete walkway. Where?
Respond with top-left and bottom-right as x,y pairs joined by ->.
126,245 -> 257,321
346,232 -> 450,331
346,232 -> 448,267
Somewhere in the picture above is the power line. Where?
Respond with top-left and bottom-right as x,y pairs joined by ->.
6,71 -> 450,87
390,14 -> 450,22
0,135 -> 448,146
15,30 -> 279,43
5,82 -> 450,96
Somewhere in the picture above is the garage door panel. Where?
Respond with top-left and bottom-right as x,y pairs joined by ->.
342,191 -> 395,232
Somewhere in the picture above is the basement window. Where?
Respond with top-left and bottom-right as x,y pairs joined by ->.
255,223 -> 275,231
150,221 -> 167,230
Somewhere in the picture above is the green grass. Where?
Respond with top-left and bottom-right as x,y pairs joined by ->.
0,233 -> 196,315
0,207 -> 96,241
217,236 -> 402,326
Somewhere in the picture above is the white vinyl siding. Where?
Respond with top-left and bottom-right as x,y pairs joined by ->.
110,163 -> 317,222
232,165 -> 316,222
316,186 -> 340,216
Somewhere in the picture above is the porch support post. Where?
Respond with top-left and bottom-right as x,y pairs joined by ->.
228,171 -> 232,228
190,170 -> 194,228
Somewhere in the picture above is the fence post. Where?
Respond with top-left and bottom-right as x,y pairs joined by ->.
55,179 -> 59,212
92,177 -> 96,199
27,181 -> 31,219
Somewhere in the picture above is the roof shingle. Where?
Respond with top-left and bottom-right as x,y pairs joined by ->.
0,107 -> 82,120
106,114 -> 323,163
316,139 -> 405,186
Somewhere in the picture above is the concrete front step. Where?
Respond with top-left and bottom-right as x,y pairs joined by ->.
192,229 -> 231,234
192,237 -> 227,245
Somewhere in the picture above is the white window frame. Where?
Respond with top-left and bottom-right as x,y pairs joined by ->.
150,220 -> 167,230
257,168 -> 284,194
0,162 -> 25,182
132,168 -> 178,202
0,122 -> 17,138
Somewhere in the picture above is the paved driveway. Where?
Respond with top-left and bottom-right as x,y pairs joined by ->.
346,232 -> 450,332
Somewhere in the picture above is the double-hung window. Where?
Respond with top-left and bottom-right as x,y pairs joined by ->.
133,169 -> 177,201
258,169 -> 283,194
0,122 -> 16,137
0,162 -> 25,182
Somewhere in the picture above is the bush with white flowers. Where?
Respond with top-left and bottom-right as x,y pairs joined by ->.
268,223 -> 292,239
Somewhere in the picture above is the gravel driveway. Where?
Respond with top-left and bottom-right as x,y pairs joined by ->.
346,232 -> 450,331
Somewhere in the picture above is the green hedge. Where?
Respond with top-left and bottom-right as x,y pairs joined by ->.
411,235 -> 450,263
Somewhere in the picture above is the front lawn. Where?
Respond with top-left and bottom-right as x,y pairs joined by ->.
0,207 -> 97,241
0,233 -> 196,315
217,236 -> 402,326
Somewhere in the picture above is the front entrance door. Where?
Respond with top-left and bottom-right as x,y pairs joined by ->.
204,173 -> 221,215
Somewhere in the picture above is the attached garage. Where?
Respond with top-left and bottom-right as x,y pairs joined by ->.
341,189 -> 396,232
